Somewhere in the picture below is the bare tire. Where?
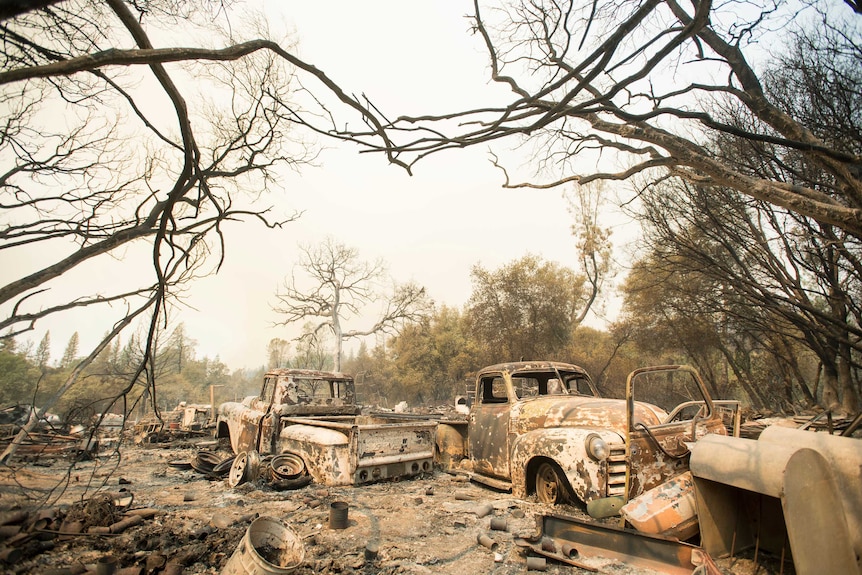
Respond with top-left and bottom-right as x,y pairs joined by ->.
535,461 -> 565,504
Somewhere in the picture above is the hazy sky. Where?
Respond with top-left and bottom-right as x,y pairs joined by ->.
10,2 -> 634,370
179,1 -> 626,369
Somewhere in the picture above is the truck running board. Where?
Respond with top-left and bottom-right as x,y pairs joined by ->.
468,473 -> 512,492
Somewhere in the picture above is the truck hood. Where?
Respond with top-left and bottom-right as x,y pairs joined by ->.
218,398 -> 258,418
511,395 -> 667,435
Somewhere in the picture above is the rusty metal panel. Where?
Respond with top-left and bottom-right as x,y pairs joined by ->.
758,425 -> 862,573
690,434 -> 859,575
279,423 -> 349,446
354,420 -> 437,484
435,422 -> 467,470
514,512 -> 710,575
468,401 -> 510,479
627,428 -> 693,497
217,400 -> 265,454
620,471 -> 699,541
512,397 -> 660,436
355,424 -> 434,464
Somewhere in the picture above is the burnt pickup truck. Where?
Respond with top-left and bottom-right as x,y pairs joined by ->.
215,369 -> 436,486
436,361 -> 739,517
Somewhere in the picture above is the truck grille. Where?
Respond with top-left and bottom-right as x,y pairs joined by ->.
606,443 -> 628,497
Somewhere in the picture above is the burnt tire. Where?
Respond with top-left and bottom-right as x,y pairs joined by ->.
270,453 -> 306,480
535,461 -> 565,504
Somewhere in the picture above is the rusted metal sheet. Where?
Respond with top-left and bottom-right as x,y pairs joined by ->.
513,396 -> 663,435
216,400 -> 265,454
626,425 -> 698,496
758,426 -> 862,573
435,422 -> 467,469
514,512 -> 716,575
355,422 -> 434,461
620,471 -> 698,540
690,433 -> 859,575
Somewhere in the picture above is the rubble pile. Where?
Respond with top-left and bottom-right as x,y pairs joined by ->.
0,441 -> 581,575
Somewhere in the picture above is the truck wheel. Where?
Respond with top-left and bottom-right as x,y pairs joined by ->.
228,450 -> 261,488
535,461 -> 564,504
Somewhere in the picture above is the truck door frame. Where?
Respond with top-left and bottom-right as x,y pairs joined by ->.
468,372 -> 512,479
256,374 -> 280,454
624,365 -> 722,497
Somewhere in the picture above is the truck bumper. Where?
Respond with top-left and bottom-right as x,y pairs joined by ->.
354,452 -> 434,484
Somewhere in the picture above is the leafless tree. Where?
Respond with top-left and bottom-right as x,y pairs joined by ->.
0,0 -> 393,461
621,16 -> 862,412
273,237 -> 433,371
344,0 -> 862,238
628,180 -> 862,411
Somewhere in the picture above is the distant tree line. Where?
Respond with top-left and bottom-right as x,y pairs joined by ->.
340,253 -> 856,414
2,244 -> 857,423
0,323 -> 261,426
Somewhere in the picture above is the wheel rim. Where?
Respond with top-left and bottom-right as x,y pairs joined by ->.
270,453 -> 305,480
228,452 -> 249,487
535,462 -> 560,504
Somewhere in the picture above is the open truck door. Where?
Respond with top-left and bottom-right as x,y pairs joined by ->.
624,365 -> 739,497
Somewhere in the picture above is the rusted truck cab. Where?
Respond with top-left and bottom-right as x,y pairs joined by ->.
436,362 -> 734,516
215,369 -> 436,486
216,369 -> 359,456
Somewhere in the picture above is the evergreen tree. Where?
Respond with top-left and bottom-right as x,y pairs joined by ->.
35,332 -> 51,370
60,332 -> 80,368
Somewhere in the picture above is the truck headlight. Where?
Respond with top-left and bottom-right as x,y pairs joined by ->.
585,433 -> 609,461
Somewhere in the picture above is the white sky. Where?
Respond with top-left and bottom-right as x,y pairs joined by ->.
7,2 -> 635,370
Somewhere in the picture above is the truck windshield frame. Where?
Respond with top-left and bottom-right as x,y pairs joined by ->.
506,369 -> 600,399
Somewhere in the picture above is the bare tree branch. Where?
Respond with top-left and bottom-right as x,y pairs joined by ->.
339,0 -> 862,238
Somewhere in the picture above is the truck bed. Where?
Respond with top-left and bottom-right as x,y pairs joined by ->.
278,414 -> 437,485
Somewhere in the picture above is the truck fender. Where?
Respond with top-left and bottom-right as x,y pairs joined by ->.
435,423 -> 467,471
510,427 -> 622,503
215,401 -> 266,454
278,424 -> 351,486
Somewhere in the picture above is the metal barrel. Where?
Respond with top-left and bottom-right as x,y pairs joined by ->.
329,501 -> 349,530
221,516 -> 304,575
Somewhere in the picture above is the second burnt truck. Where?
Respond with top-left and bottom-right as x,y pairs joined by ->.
435,361 -> 738,517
